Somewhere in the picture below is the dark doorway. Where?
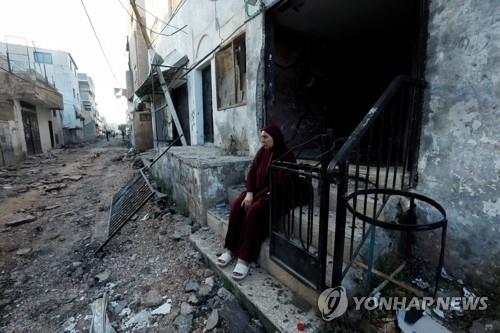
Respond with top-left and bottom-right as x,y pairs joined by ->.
202,66 -> 214,143
20,102 -> 42,155
266,0 -> 427,157
48,120 -> 55,148
171,84 -> 191,145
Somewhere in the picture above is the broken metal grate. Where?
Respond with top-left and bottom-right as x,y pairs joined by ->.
95,173 -> 154,253
95,136 -> 182,254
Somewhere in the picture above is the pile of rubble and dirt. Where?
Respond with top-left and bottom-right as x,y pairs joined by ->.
0,141 -> 262,332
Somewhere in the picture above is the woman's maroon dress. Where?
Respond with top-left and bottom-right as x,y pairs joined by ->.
224,146 -> 292,262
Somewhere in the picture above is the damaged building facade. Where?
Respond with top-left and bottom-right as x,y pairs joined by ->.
0,42 -> 84,145
125,0 -> 154,152
0,50 -> 63,166
127,0 -> 499,297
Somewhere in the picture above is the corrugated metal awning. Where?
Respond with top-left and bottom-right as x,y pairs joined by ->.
134,55 -> 189,98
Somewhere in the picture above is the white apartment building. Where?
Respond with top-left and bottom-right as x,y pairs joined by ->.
78,73 -> 98,141
0,42 -> 84,144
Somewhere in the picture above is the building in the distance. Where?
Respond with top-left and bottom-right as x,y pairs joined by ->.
78,73 -> 98,141
0,41 -> 84,145
125,0 -> 153,152
0,47 -> 63,165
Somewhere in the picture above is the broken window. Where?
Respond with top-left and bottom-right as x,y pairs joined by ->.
215,34 -> 246,110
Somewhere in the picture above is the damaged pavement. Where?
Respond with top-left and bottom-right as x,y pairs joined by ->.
0,139 -> 265,333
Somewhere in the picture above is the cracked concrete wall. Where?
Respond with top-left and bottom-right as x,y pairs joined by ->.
417,0 -> 500,291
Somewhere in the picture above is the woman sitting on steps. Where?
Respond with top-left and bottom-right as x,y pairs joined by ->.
217,124 -> 295,280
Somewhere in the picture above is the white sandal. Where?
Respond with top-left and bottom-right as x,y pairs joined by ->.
232,260 -> 250,281
217,252 -> 234,267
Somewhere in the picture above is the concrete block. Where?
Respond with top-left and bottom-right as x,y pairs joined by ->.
150,146 -> 252,224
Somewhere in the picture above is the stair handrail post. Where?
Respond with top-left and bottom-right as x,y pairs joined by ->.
325,76 -> 427,287
317,131 -> 334,290
331,160 -> 348,287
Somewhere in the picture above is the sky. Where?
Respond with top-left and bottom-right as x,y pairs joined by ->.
0,0 -> 130,127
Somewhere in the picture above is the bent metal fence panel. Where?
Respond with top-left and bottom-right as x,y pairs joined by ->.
270,162 -> 321,290
95,136 -> 182,254
95,173 -> 154,254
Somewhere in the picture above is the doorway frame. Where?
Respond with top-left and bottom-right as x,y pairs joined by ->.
193,58 -> 215,145
263,0 -> 430,174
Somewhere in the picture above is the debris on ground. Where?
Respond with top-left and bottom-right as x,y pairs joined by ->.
132,157 -> 144,169
0,139 -> 261,332
397,309 -> 452,333
89,293 -> 115,333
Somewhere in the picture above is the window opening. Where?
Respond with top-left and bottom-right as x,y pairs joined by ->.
34,51 -> 53,64
215,34 -> 246,110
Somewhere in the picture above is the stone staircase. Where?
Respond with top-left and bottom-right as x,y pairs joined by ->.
191,177 -> 385,332
185,154 -> 404,332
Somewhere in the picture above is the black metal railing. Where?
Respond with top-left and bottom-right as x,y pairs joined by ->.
327,75 -> 427,287
270,161 -> 321,289
269,76 -> 429,291
270,134 -> 335,290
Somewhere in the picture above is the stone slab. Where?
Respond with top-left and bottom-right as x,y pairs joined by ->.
6,215 -> 37,227
189,229 -> 323,333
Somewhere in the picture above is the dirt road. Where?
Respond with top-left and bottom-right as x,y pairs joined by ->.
0,139 -> 261,333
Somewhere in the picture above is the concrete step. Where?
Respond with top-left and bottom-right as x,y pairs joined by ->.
207,204 -> 230,238
205,207 -> 365,307
189,228 -> 323,333
228,181 -> 382,213
227,185 -> 245,204
208,199 -> 383,263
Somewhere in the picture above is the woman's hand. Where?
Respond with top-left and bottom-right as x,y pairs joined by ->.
241,192 -> 254,210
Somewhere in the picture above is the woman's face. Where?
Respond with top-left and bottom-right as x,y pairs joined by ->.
261,130 -> 274,149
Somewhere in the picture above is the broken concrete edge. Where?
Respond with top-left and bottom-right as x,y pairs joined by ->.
189,233 -> 279,333
189,230 -> 323,333
6,215 -> 37,227
159,147 -> 253,170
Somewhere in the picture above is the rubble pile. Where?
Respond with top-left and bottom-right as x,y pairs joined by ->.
0,142 -> 260,332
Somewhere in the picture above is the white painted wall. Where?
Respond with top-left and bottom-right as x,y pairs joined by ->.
143,0 -> 267,154
36,106 -> 53,152
12,100 -> 28,158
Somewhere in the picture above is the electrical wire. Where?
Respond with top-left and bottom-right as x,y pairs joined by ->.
174,4 -> 265,82
157,0 -> 189,35
214,0 -> 223,42
146,1 -> 265,97
80,0 -> 120,85
133,1 -> 185,32
117,0 -> 187,38
0,64 -> 62,95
